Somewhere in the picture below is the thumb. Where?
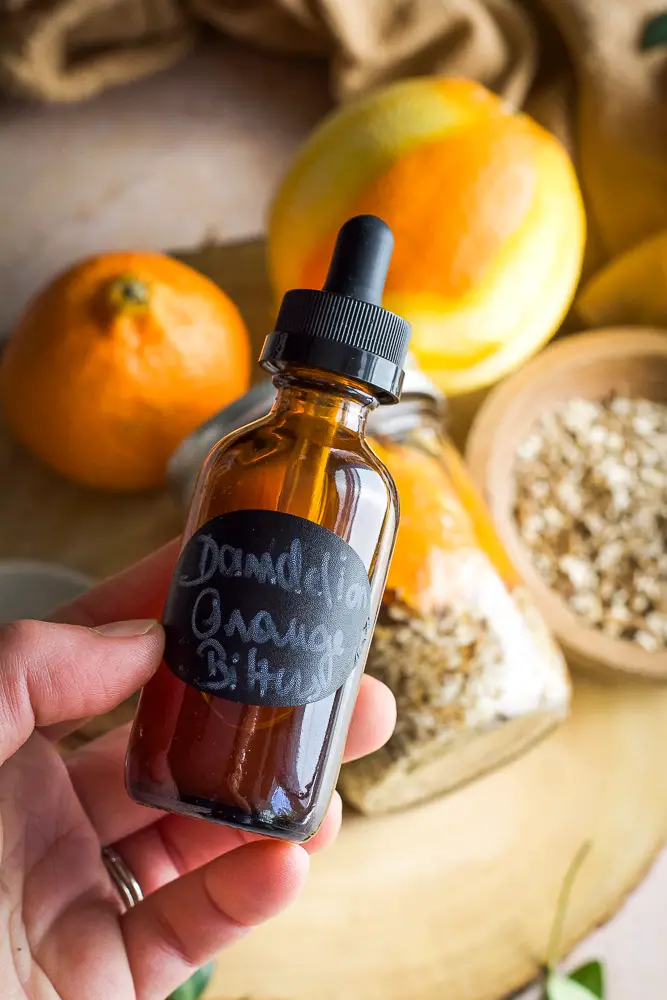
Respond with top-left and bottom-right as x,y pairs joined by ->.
0,618 -> 164,764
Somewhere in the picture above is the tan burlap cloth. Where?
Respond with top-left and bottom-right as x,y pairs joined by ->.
2,0 -> 667,274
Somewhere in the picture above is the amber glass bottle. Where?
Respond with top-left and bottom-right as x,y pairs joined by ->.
126,216 -> 411,841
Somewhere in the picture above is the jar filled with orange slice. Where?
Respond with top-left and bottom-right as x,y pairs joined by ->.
168,357 -> 570,816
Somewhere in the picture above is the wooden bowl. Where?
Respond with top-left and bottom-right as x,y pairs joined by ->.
466,328 -> 667,681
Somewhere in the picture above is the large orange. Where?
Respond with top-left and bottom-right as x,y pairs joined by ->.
0,252 -> 251,490
268,78 -> 585,394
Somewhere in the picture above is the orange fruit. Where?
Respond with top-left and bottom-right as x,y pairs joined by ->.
0,252 -> 251,490
372,435 -> 522,614
576,227 -> 667,328
268,78 -> 585,395
371,438 -> 479,613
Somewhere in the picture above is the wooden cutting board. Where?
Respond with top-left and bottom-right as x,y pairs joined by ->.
213,676 -> 667,1000
2,240 -> 667,1000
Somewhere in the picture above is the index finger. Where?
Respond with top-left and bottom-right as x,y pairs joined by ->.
53,540 -> 179,627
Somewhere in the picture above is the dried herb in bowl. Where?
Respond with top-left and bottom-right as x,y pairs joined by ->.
514,394 -> 667,651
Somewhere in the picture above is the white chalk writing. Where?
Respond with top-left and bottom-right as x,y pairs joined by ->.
179,535 -> 367,612
189,586 -> 350,699
165,512 -> 373,706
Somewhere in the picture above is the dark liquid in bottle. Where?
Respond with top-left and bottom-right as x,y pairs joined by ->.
126,373 -> 397,841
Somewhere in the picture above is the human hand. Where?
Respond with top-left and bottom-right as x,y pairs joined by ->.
0,542 -> 396,1000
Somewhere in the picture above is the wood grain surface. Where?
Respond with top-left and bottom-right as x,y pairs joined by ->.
212,676 -> 667,1000
2,240 -> 666,1000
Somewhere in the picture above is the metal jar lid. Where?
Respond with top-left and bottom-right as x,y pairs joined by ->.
167,355 -> 445,508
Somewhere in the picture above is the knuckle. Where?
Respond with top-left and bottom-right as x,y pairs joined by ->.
153,908 -> 200,969
0,619 -> 43,662
0,621 -> 43,757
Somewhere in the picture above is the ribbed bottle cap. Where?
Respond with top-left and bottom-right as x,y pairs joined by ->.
259,215 -> 412,403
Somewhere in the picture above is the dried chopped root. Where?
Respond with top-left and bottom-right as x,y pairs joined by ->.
514,394 -> 667,650
339,552 -> 569,815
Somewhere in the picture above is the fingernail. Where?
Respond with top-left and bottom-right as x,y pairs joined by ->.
92,619 -> 159,637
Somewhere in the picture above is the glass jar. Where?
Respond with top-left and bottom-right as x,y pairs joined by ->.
339,362 -> 570,814
168,360 -> 570,817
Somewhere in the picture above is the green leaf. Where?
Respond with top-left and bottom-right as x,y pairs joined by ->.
546,972 -> 598,1000
167,962 -> 215,1000
641,12 -> 667,49
569,960 -> 604,998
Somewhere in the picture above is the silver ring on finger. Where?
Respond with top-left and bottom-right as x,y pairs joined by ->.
102,845 -> 144,910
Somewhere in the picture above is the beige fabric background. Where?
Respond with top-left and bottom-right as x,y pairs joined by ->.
1,0 -> 667,277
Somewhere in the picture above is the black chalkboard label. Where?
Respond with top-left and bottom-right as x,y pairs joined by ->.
163,510 -> 372,707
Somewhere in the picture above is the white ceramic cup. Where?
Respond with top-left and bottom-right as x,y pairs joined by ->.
0,560 -> 94,623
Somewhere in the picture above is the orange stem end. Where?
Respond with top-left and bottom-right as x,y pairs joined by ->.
107,274 -> 150,315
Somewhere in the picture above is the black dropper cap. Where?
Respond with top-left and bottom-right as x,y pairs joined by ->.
259,215 -> 412,403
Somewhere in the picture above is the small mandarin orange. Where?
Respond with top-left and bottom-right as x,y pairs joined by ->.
0,251 -> 251,490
